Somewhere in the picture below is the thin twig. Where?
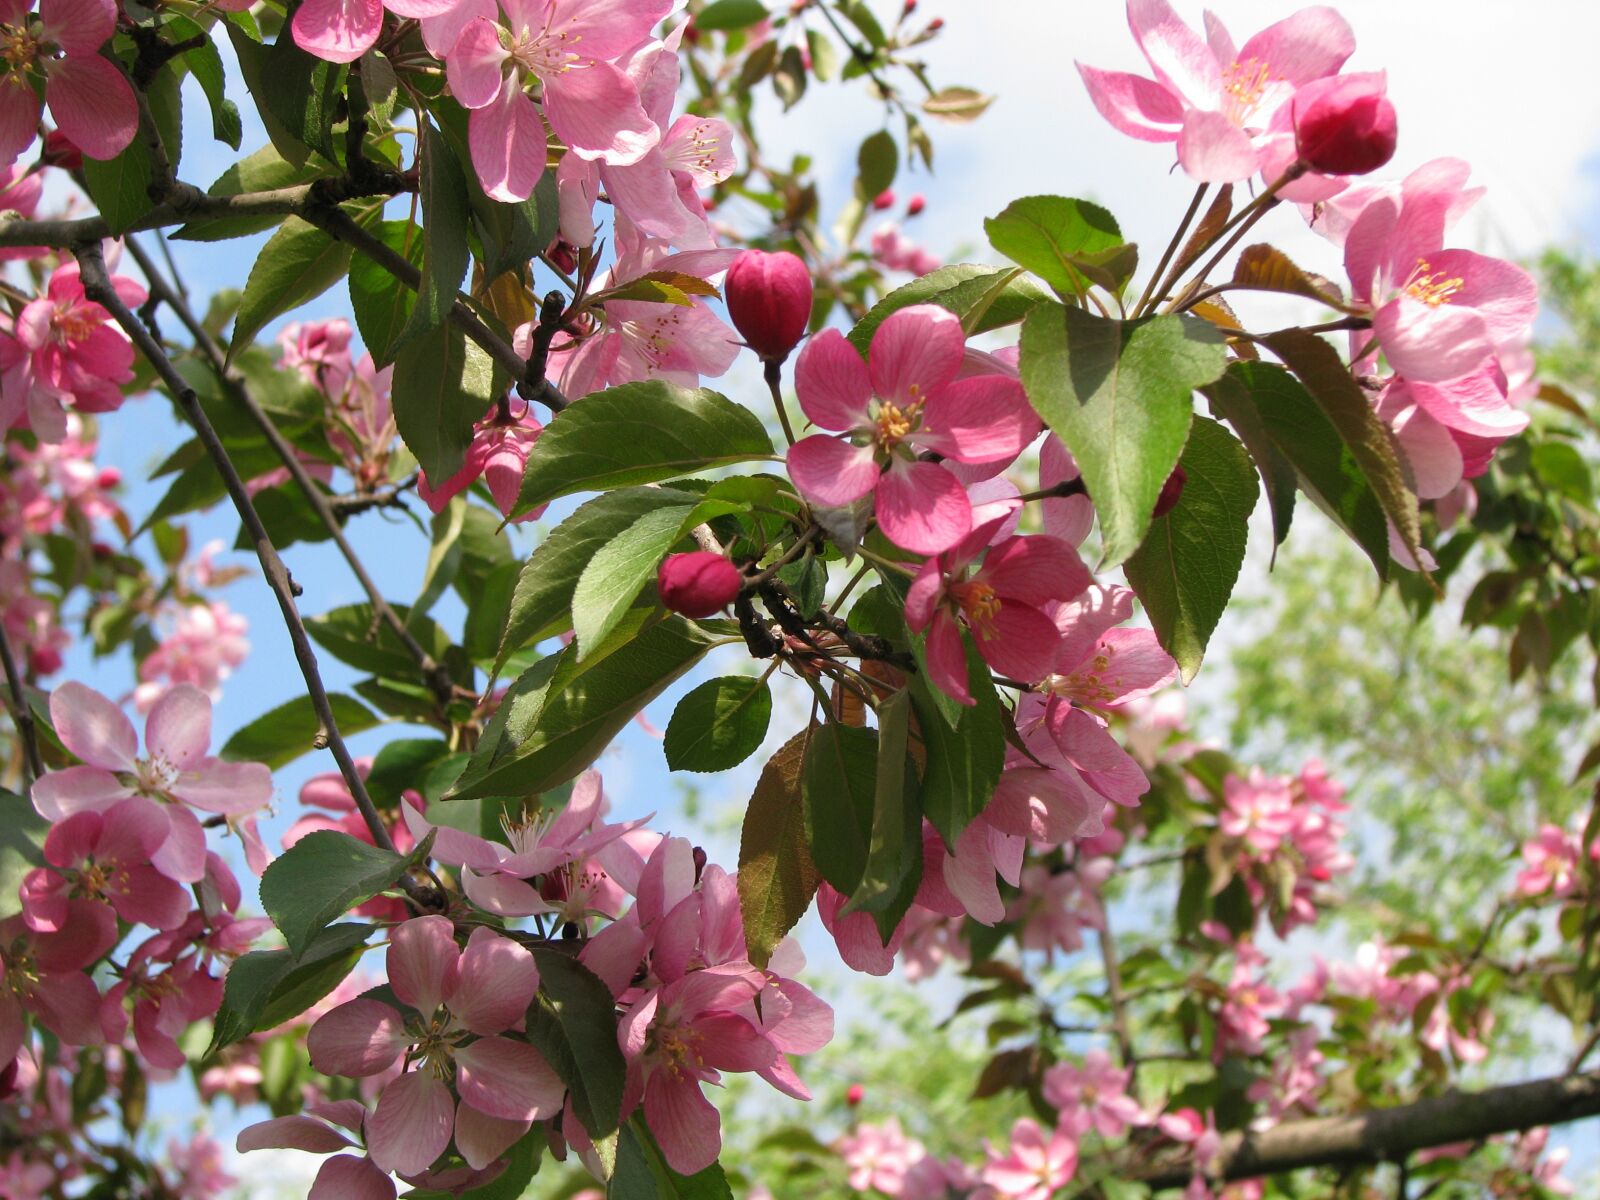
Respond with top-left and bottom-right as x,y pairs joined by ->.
1134,182 -> 1208,318
0,619 -> 45,787
1098,913 -> 1140,1086
74,240 -> 438,909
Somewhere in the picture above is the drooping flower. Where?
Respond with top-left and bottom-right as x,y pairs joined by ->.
415,403 -> 545,522
0,0 -> 137,166
31,683 -> 273,883
786,305 -> 1040,554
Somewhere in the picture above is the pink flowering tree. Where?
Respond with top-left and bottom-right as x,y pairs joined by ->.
0,0 -> 1594,1197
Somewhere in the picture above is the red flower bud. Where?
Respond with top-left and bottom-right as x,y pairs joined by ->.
846,1083 -> 865,1107
42,129 -> 82,170
871,189 -> 895,211
927,17 -> 943,31
1291,72 -> 1397,177
725,249 -> 814,363
658,551 -> 742,618
905,193 -> 926,217
1153,465 -> 1187,518
902,0 -> 916,12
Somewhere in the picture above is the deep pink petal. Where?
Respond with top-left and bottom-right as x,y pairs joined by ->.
902,560 -> 945,633
468,86 -> 547,203
454,1037 -> 565,1121
151,803 -> 209,883
980,534 -> 1092,606
38,0 -> 115,53
46,58 -> 137,163
50,681 -> 136,770
915,375 -> 1041,464
308,999 -> 410,1077
867,304 -> 965,408
924,613 -> 972,706
1075,62 -> 1182,142
367,1070 -> 455,1177
26,969 -> 104,1045
875,460 -> 971,555
290,0 -> 384,64
786,435 -> 879,508
388,915 -> 459,1016
449,927 -> 539,1035
0,84 -> 41,166
973,602 -> 1062,685
794,328 -> 873,431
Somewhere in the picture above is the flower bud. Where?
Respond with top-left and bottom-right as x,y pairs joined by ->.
846,1083 -> 865,1107
871,189 -> 896,211
42,129 -> 82,170
658,551 -> 742,617
725,249 -> 814,363
905,193 -> 926,217
1153,465 -> 1187,518
1291,72 -> 1397,177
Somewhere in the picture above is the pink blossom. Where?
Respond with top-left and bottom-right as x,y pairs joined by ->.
0,560 -> 68,675
838,1117 -> 926,1194
1039,435 -> 1095,546
238,1100 -> 397,1200
132,600 -> 251,713
32,683 -> 273,883
1219,769 -> 1296,856
308,918 -> 563,1175
0,164 -> 44,260
445,0 -> 672,201
0,899 -> 114,1064
287,762 -> 423,920
0,0 -> 137,165
278,318 -> 355,397
1013,689 -> 1152,830
981,1118 -> 1077,1199
1216,963 -> 1287,1056
902,1154 -> 983,1199
1245,1026 -> 1324,1126
163,1132 -> 235,1200
787,305 -> 1039,554
416,403 -> 545,522
1043,1049 -> 1146,1139
1042,585 -> 1179,710
2,261 -> 146,441
21,800 -> 190,932
1007,861 -> 1108,958
816,881 -> 905,976
871,222 -> 942,276
291,0 -> 462,64
0,1152 -> 54,1199
1514,823 -> 1586,899
1076,2 -> 1354,182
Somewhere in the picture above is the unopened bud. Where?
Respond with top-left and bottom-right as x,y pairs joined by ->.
871,189 -> 895,211
1153,465 -> 1187,518
725,249 -> 814,363
658,551 -> 742,617
847,1083 -> 865,1107
927,17 -> 943,30
42,129 -> 82,170
905,193 -> 925,217
1292,72 -> 1397,177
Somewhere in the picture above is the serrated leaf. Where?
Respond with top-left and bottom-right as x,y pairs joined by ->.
175,19 -> 243,150
840,689 -> 921,939
594,271 -> 720,306
349,220 -> 423,365
801,723 -> 878,895
984,195 -> 1126,298
848,264 -> 1050,353
211,923 -> 374,1051
909,639 -> 1005,849
402,121 -> 473,343
82,139 -> 155,235
392,321 -> 497,486
230,217 -> 356,358
1123,416 -> 1258,681
513,383 -> 773,517
260,833 -> 411,956
1233,243 -> 1346,307
571,505 -> 697,658
525,949 -> 626,1137
218,693 -> 381,769
665,675 -> 774,773
737,731 -> 816,967
856,129 -> 898,202
1019,302 -> 1228,568
174,143 -> 323,242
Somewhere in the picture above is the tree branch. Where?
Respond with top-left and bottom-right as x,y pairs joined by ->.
0,618 -> 44,787
73,240 -> 438,909
1135,1069 -> 1600,1188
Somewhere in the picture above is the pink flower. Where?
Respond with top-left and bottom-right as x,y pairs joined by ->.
2,261 -> 146,442
307,917 -> 563,1175
982,1118 -> 1077,1199
163,1132 -> 235,1200
0,899 -> 114,1064
31,683 -> 273,883
21,800 -> 190,932
658,551 -> 742,618
1219,770 -> 1296,856
1076,1 -> 1354,182
278,318 -> 355,397
0,164 -> 44,261
0,0 -> 137,165
131,600 -> 251,713
1290,71 -> 1396,176
1515,824 -> 1585,898
725,249 -> 813,362
1043,1049 -> 1146,1139
416,404 -> 545,522
815,881 -> 905,976
871,222 -> 942,276
237,1100 -> 397,1200
838,1118 -> 926,1195
786,305 -> 1039,554
905,522 -> 1090,704
445,0 -> 671,201
1042,585 -> 1180,710
291,0 -> 462,64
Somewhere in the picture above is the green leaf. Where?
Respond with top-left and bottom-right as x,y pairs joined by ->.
1259,328 -> 1424,570
525,949 -> 626,1137
848,264 -> 1050,353
514,383 -> 773,516
571,505 -> 697,658
664,675 -> 773,773
922,85 -> 995,123
0,789 -> 48,922
211,923 -> 374,1051
801,723 -> 879,895
984,195 -> 1126,297
350,220 -> 424,365
613,1118 -> 734,1199
840,690 -> 922,939
402,121 -> 473,343
230,217 -> 356,358
249,26 -> 347,161
449,617 -> 720,800
366,739 -> 453,807
856,129 -> 898,200
218,693 -> 381,769
175,19 -> 243,149
305,602 -> 453,680
694,0 -> 768,29
1531,440 -> 1593,505
494,487 -> 704,678
1123,416 -> 1258,682
737,731 -> 817,968
910,640 -> 1005,849
594,271 -> 720,307
260,833 -> 411,956
1214,361 -> 1387,574
82,139 -> 155,235
1019,302 -> 1228,568
175,143 -> 323,242
392,321 -> 498,486
1201,364 -> 1296,551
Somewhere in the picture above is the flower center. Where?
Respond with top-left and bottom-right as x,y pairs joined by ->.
664,121 -> 724,176
1221,56 -> 1273,125
952,580 -> 1001,635
500,805 -> 557,863
1403,259 -> 1465,307
0,23 -> 43,75
650,1021 -> 704,1079
872,399 -> 920,450
52,303 -> 100,345
134,753 -> 180,798
505,22 -> 582,81
619,311 -> 685,373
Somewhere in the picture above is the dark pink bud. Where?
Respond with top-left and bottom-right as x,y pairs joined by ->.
658,551 -> 741,618
1153,465 -> 1187,518
871,189 -> 896,211
725,249 -> 814,363
1292,72 -> 1397,177
846,1083 -> 865,1107
96,467 -> 121,489
927,17 -> 943,30
545,239 -> 578,274
42,130 -> 82,170
905,193 -> 925,217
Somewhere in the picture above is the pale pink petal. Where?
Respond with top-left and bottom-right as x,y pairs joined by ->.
30,765 -> 131,821
236,1116 -> 354,1154
290,0 -> 383,64
1074,62 -> 1183,141
1427,249 -> 1539,345
1091,628 -> 1180,703
1405,365 -> 1528,438
310,1156 -> 396,1200
367,1070 -> 454,1177
1375,296 -> 1492,383
449,928 -> 539,1035
867,304 -> 965,408
786,435 -> 879,508
454,1037 -> 565,1121
1176,108 -> 1259,182
388,915 -> 459,1016
308,999 -> 410,1077
794,328 -> 872,431
643,1072 -> 722,1176
151,803 -> 209,883
1235,7 -> 1355,86
50,681 -> 136,770
1392,405 -> 1462,499
1128,0 -> 1219,108
383,0 -> 456,18
444,18 -> 509,109
944,822 -> 1005,924
468,86 -> 547,203
453,1103 -> 530,1170
173,759 -> 272,815
143,685 -> 212,769
401,805 -> 501,871
578,918 -> 649,996
875,460 -> 971,555
544,59 -> 657,166
461,869 -> 554,917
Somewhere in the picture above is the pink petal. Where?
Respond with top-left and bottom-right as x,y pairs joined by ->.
543,59 -> 657,166
173,759 -> 273,815
308,999 -> 410,1077
867,304 -> 965,409
0,85 -> 41,167
761,978 -> 833,1055
310,1156 -> 396,1200
1176,108 -> 1259,183
875,460 -> 971,555
144,685 -> 212,770
0,996 -> 23,1074
26,968 -> 104,1045
1075,62 -> 1183,141
461,868 -> 554,918
388,915 -> 459,1016
973,602 -> 1062,685
1375,296 -> 1491,383
1235,7 -> 1355,86
444,18 -> 509,109
1128,0 -> 1219,108
902,560 -> 946,633
50,681 -> 136,771
794,328 -> 872,431
367,1069 -> 455,1177
1427,249 -> 1539,346
1391,405 -> 1462,500
943,822 -> 1005,925
785,435 -> 879,508
151,802 -> 209,883
454,1037 -> 565,1121
237,1116 -> 355,1154
924,613 -> 973,706
382,0 -> 457,18
980,534 -> 1092,606
38,0 -> 115,53
421,0 -> 494,55
30,765 -> 131,822
449,927 -> 538,1035
401,804 -> 502,871
468,86 -> 547,203
49,57 -> 139,162
290,0 -> 384,63
578,918 -> 650,997
643,1072 -> 722,1176
1090,628 -> 1180,703
915,375 -> 1040,464
1404,365 -> 1528,439
453,1102 -> 530,1170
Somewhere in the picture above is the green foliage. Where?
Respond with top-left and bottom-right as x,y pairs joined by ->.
984,195 -> 1133,297
524,949 -> 627,1139
847,263 -> 1051,352
664,674 -> 774,773
738,732 -> 818,968
391,321 -> 499,486
218,693 -> 381,768
259,833 -> 417,956
230,217 -> 358,358
0,789 -> 48,922
210,923 -> 375,1051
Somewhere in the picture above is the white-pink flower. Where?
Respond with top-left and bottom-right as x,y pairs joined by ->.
982,1118 -> 1078,1199
1043,1049 -> 1146,1139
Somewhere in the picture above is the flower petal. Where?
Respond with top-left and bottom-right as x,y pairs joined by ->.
543,59 -> 657,166
388,915 -> 459,1017
310,1155 -> 396,1200
289,0 -> 383,64
236,1116 -> 355,1154
867,304 -> 965,408
874,460 -> 971,555
143,685 -> 212,770
308,999 -> 410,1077
453,1102 -> 530,1170
786,435 -> 879,508
915,375 -> 1040,464
454,1037 -> 565,1121
468,86 -> 547,203
449,927 -> 539,1036
794,328 -> 872,431
367,1070 -> 455,1177
50,681 -> 136,771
